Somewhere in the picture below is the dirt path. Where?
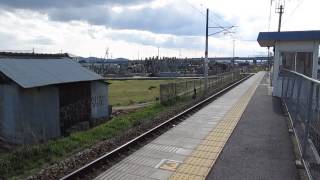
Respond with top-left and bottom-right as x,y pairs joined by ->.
112,102 -> 154,111
111,102 -> 155,116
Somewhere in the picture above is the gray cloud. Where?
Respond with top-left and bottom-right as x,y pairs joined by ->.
0,0 -> 229,37
0,0 -> 147,9
0,32 -> 19,49
46,3 -> 210,36
107,5 -> 205,36
48,6 -> 110,25
105,31 -> 204,50
27,36 -> 54,45
0,32 -> 54,50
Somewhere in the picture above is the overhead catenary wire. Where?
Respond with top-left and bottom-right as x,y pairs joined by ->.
185,0 -> 256,60
184,0 -> 206,16
208,26 -> 235,36
207,6 -> 236,35
184,0 -> 234,35
282,0 -> 305,26
209,9 -> 232,27
268,0 -> 273,31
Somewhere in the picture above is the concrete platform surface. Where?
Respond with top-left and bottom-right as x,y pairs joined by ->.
95,72 -> 265,180
206,72 -> 298,180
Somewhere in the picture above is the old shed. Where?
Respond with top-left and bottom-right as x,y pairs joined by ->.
0,53 -> 109,144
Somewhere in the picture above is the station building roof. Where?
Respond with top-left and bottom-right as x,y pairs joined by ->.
257,30 -> 320,47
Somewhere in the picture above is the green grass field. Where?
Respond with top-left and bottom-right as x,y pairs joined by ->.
0,79 -> 183,179
0,104 -> 168,179
108,79 -> 175,106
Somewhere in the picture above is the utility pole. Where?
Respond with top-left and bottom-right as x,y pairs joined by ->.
104,47 -> 109,60
157,47 -> 160,59
202,8 -> 235,91
232,39 -> 235,66
267,46 -> 272,70
204,8 -> 209,91
276,5 -> 284,32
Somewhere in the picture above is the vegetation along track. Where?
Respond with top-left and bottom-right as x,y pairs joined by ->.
60,74 -> 253,180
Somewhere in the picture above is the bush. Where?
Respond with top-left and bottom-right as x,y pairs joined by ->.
148,86 -> 157,90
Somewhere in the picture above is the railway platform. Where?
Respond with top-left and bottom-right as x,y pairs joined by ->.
95,71 -> 298,180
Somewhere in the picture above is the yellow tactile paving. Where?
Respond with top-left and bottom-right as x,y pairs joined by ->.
170,173 -> 203,180
191,150 -> 219,160
184,157 -> 213,167
197,145 -> 222,153
200,140 -> 225,147
204,136 -> 227,142
214,131 -> 230,135
176,164 -> 210,176
169,73 -> 264,180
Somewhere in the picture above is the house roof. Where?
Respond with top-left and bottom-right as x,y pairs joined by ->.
0,57 -> 104,88
257,30 -> 320,47
0,52 -> 70,58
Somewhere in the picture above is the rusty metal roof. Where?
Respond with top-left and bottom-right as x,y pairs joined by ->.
0,58 -> 103,88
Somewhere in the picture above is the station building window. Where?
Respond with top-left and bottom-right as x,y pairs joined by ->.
281,52 -> 313,77
281,52 -> 295,71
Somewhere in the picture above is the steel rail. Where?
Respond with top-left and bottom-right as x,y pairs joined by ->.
60,74 -> 252,180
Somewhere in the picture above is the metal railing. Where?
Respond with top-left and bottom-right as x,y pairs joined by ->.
281,69 -> 320,180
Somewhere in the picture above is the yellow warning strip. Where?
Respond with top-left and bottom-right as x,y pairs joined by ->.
169,73 -> 264,180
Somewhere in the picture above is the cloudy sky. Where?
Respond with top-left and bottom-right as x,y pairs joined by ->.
0,0 -> 318,59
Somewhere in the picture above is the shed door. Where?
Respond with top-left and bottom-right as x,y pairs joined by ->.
59,82 -> 91,133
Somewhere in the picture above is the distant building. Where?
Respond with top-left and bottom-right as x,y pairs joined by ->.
0,52 -> 109,144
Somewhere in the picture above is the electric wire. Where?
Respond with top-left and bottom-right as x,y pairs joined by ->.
282,0 -> 305,25
268,0 -> 273,31
184,0 -> 234,36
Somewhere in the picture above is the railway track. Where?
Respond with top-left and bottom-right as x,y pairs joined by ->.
60,74 -> 253,180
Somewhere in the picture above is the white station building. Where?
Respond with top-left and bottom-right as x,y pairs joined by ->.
257,30 -> 320,97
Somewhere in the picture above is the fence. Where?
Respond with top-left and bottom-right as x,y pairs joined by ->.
160,70 -> 243,104
281,69 -> 320,180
